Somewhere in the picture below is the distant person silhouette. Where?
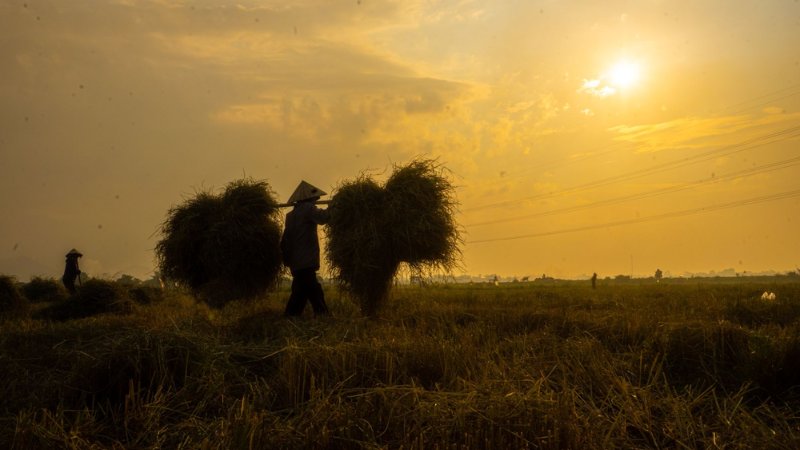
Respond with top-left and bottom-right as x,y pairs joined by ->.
281,181 -> 330,317
62,248 -> 82,294
591,272 -> 597,289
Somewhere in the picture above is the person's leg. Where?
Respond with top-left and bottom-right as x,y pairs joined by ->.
284,270 -> 310,316
63,275 -> 76,295
307,271 -> 330,316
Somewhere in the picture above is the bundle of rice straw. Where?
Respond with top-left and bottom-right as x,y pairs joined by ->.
39,279 -> 132,321
326,177 -> 396,316
384,160 -> 460,268
156,179 -> 283,307
326,160 -> 460,315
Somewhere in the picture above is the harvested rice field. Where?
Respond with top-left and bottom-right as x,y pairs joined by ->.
2,278 -> 799,449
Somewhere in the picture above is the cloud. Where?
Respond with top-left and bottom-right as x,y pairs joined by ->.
2,0 -> 576,152
213,74 -> 471,144
763,106 -> 786,115
579,78 -> 616,97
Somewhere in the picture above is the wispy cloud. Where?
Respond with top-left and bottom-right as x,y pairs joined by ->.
579,78 -> 616,97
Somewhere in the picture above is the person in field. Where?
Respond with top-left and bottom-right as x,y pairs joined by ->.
591,272 -> 597,289
281,181 -> 330,317
62,248 -> 83,294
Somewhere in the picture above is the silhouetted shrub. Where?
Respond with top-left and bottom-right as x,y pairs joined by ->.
0,275 -> 28,319
22,277 -> 68,303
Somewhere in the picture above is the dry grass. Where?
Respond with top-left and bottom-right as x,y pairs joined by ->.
1,279 -> 799,448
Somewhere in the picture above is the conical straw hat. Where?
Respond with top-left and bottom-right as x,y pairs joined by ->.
66,248 -> 83,257
287,181 -> 326,204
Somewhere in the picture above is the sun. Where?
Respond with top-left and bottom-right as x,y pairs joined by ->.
579,59 -> 645,97
606,60 -> 641,89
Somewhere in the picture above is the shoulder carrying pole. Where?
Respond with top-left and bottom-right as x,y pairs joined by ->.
277,200 -> 331,208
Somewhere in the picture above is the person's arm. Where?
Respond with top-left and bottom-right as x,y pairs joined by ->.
312,205 -> 330,225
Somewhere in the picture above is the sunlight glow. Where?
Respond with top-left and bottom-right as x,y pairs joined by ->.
607,60 -> 641,89
579,60 -> 644,97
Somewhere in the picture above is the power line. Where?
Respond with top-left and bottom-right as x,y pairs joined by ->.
465,124 -> 800,212
723,83 -> 800,115
466,188 -> 800,244
466,154 -> 800,227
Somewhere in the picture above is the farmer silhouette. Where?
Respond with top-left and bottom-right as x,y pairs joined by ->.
281,181 -> 330,317
62,248 -> 82,294
591,272 -> 597,289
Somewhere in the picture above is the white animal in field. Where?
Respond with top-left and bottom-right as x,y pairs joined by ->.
760,291 -> 776,301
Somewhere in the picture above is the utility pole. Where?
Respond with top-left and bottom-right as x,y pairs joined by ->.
630,254 -> 634,278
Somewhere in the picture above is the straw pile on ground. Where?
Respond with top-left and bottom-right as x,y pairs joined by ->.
38,279 -> 133,321
326,160 -> 459,316
155,179 -> 283,307
22,277 -> 68,303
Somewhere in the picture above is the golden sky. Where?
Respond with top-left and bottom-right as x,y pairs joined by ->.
2,0 -> 799,280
